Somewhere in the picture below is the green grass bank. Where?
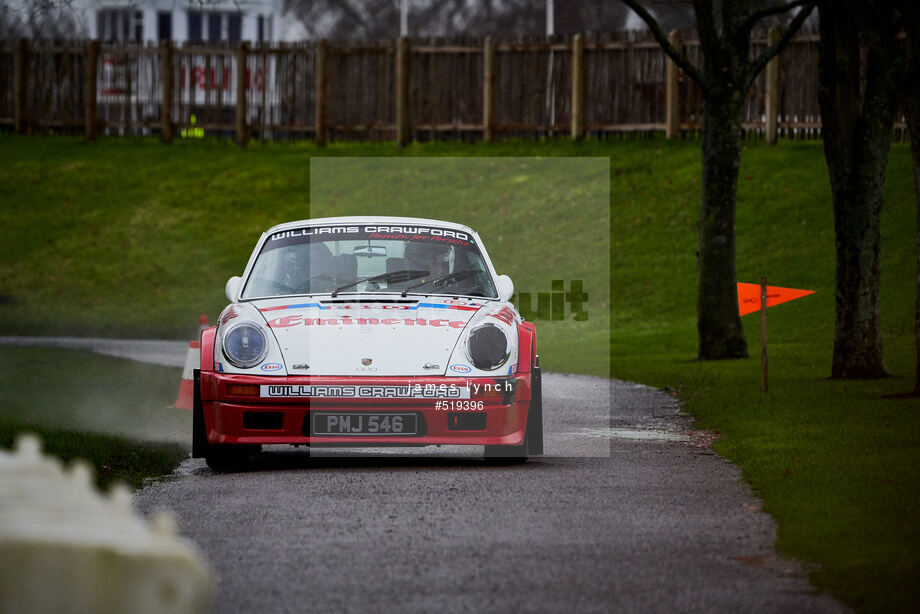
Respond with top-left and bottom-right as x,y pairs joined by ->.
0,417 -> 187,491
0,136 -> 610,376
0,346 -> 189,489
0,134 -> 917,612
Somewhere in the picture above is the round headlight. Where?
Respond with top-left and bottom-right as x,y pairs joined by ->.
466,323 -> 510,370
222,322 -> 268,368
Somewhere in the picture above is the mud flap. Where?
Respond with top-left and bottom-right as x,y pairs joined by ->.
527,357 -> 544,456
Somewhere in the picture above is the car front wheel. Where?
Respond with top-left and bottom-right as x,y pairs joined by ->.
193,369 -> 258,471
204,444 -> 259,472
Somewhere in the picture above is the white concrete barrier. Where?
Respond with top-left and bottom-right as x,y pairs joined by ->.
0,434 -> 214,614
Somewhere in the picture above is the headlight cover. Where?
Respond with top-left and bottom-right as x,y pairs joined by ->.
465,323 -> 510,370
222,322 -> 268,368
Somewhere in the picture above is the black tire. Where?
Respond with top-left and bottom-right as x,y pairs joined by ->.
205,444 -> 258,472
192,369 -> 208,458
483,442 -> 527,463
484,357 -> 543,463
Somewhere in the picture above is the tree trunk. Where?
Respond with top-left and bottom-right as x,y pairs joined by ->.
697,91 -> 749,359
906,13 -> 920,393
913,114 -> 920,392
818,2 -> 897,378
829,151 -> 888,378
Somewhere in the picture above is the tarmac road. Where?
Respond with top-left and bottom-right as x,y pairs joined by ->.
136,373 -> 846,614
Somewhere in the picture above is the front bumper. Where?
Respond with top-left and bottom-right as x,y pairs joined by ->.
200,372 -> 532,446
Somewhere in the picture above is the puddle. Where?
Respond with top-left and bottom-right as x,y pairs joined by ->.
579,428 -> 691,442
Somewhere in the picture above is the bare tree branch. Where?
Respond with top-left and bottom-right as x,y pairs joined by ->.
745,2 -> 816,89
620,0 -> 708,91
737,0 -> 811,36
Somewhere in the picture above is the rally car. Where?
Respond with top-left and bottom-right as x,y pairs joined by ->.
193,216 -> 542,470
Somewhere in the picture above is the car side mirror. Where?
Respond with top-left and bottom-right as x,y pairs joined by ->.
496,275 -> 514,302
225,276 -> 242,302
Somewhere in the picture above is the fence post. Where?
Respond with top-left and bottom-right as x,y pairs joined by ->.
482,35 -> 496,144
665,30 -> 682,140
159,40 -> 172,143
570,33 -> 585,140
84,41 -> 99,141
395,36 -> 410,147
314,39 -> 327,147
13,39 -> 28,135
235,42 -> 249,146
765,25 -> 782,145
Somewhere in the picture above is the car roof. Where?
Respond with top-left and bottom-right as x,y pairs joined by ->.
264,216 -> 477,236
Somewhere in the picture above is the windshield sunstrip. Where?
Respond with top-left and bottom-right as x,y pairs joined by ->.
266,225 -> 473,250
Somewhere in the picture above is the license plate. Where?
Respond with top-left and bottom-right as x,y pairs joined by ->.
311,412 -> 419,436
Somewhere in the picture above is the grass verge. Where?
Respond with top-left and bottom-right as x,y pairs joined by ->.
0,416 -> 188,491
0,346 -> 189,442
0,346 -> 189,490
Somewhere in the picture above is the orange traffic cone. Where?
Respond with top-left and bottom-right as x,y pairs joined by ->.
175,340 -> 201,410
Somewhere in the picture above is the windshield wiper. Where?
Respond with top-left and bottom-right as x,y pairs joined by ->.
400,270 -> 481,297
331,269 -> 429,297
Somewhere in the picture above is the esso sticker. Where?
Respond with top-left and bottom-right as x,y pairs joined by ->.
261,363 -> 283,372
449,364 -> 472,374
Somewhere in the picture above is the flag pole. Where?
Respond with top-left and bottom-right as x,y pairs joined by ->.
761,276 -> 768,393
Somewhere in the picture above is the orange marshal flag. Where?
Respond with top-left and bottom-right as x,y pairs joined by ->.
737,283 -> 814,316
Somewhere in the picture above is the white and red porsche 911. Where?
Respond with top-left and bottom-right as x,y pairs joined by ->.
193,216 -> 542,469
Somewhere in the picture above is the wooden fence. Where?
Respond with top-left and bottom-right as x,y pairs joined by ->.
0,32 -> 907,144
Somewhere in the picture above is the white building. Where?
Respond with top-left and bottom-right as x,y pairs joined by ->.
86,0 -> 283,45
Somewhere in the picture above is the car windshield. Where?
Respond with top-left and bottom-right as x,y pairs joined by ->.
241,224 -> 497,299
